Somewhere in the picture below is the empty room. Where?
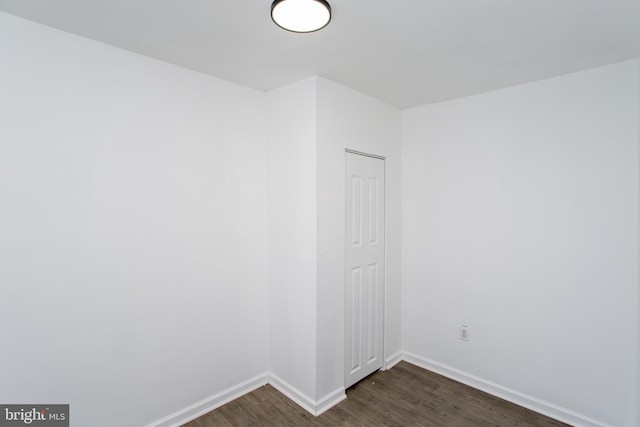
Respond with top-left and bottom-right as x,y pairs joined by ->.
0,1 -> 638,426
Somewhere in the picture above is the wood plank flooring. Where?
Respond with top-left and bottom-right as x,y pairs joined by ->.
185,361 -> 569,426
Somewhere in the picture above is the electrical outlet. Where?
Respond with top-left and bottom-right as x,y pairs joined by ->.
459,325 -> 469,342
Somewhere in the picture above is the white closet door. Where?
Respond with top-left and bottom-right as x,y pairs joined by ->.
345,151 -> 385,388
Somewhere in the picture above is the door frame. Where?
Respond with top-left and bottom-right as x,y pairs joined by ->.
344,149 -> 388,388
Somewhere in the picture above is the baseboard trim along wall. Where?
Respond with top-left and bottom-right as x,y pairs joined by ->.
147,353 -> 600,426
315,386 -> 347,416
402,352 -> 611,427
384,351 -> 403,370
146,372 -> 346,426
268,373 -> 346,416
145,373 -> 269,427
268,372 -> 318,415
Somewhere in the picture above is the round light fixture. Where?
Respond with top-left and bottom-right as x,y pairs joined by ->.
271,0 -> 332,33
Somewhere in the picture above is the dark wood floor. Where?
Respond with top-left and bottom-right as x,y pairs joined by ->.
186,361 -> 569,426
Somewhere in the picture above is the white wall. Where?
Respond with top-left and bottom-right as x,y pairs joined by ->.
402,60 -> 639,427
316,77 -> 402,401
265,76 -> 402,412
637,57 -> 640,427
266,77 -> 318,405
0,12 -> 268,427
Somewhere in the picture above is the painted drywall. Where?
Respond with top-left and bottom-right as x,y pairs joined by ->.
265,76 -> 402,411
316,77 -> 402,400
266,77 -> 318,405
637,57 -> 640,427
402,60 -> 639,426
0,12 -> 268,427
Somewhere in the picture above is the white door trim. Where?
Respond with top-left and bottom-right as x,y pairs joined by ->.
345,148 -> 386,160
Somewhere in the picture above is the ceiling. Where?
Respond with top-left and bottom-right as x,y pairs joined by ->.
0,0 -> 638,109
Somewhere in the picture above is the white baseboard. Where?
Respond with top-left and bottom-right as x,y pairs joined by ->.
145,373 -> 268,427
268,372 -> 317,415
146,372 -> 346,426
384,351 -> 403,370
145,354 -> 602,427
315,386 -> 347,416
402,352 -> 610,427
268,372 -> 346,416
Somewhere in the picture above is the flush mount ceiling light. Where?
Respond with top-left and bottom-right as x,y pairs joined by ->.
271,0 -> 332,33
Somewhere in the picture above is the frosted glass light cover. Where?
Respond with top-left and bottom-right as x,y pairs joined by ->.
271,0 -> 331,33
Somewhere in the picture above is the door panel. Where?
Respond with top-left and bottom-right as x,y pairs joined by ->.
345,152 -> 385,388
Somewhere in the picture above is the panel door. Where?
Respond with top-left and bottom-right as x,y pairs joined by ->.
345,151 -> 385,388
